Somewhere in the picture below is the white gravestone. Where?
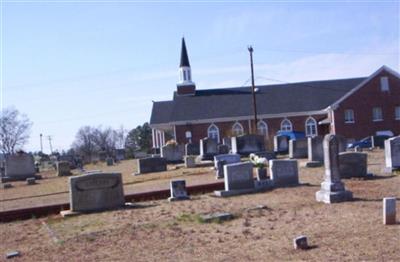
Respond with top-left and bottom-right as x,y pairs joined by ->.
385,136 -> 400,171
316,134 -> 353,204
383,197 -> 396,225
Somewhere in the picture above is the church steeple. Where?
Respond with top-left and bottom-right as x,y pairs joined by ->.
180,38 -> 190,67
177,37 -> 196,96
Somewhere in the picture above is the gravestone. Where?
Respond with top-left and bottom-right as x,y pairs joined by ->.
184,155 -> 196,168
168,180 -> 190,201
185,143 -> 199,156
339,152 -> 367,178
269,159 -> 299,187
256,168 -> 268,181
161,144 -> 183,163
62,172 -> 125,214
383,197 -> 396,225
231,134 -> 265,156
99,151 -> 107,162
134,151 -> 147,159
385,136 -> 400,171
2,153 -> 38,182
106,157 -> 114,166
214,162 -> 255,197
316,134 -> 353,204
273,135 -> 289,154
115,149 -> 126,161
137,157 -> 167,174
217,144 -> 230,154
222,137 -> 232,151
307,136 -> 324,164
337,135 -> 347,153
214,154 -> 241,179
293,236 -> 308,250
57,161 -> 71,176
289,138 -> 308,159
59,154 -> 76,169
199,138 -> 218,160
255,151 -> 276,160
26,177 -> 36,185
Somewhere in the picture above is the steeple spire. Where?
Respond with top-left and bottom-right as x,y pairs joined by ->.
176,37 -> 196,96
180,37 -> 190,67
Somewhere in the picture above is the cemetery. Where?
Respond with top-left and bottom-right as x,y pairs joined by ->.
0,137 -> 399,261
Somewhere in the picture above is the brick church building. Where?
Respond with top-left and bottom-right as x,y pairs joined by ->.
150,38 -> 400,149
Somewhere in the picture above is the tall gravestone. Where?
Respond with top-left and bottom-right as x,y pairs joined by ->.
337,135 -> 347,153
2,153 -> 38,182
385,136 -> 400,171
231,134 -> 265,156
199,138 -> 218,160
307,136 -> 324,163
61,172 -> 125,215
289,138 -> 308,159
273,135 -> 289,154
316,134 -> 353,204
222,137 -> 232,151
185,143 -> 199,156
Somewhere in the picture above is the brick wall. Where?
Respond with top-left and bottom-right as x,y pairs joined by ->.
175,113 -> 329,145
334,69 -> 400,140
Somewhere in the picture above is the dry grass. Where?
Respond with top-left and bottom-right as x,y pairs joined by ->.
0,159 -> 213,211
0,149 -> 399,261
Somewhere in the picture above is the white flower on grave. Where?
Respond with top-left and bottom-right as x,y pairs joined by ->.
249,154 -> 267,169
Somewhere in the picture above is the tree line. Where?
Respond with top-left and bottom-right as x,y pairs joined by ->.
0,107 -> 152,159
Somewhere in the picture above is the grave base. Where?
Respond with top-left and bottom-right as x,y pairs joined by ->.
60,202 -> 136,218
382,167 -> 400,173
315,190 -> 353,204
305,161 -> 323,168
168,196 -> 190,202
1,174 -> 42,183
214,188 -> 256,197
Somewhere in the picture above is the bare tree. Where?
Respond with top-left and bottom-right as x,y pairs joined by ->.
0,107 -> 33,154
115,125 -> 127,149
71,126 -> 98,162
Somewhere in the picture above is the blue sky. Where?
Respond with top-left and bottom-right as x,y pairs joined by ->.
2,0 -> 399,152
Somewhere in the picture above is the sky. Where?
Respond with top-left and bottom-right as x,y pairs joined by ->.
2,0 -> 399,153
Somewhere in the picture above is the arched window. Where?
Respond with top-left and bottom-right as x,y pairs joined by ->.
257,120 -> 268,137
207,124 -> 220,142
305,117 -> 318,137
280,119 -> 293,131
232,122 -> 244,136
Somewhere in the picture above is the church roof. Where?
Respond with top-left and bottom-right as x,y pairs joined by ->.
179,38 -> 190,67
150,77 -> 367,125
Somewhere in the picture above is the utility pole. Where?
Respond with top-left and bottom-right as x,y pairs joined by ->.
47,136 -> 53,154
40,133 -> 43,153
248,45 -> 258,134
